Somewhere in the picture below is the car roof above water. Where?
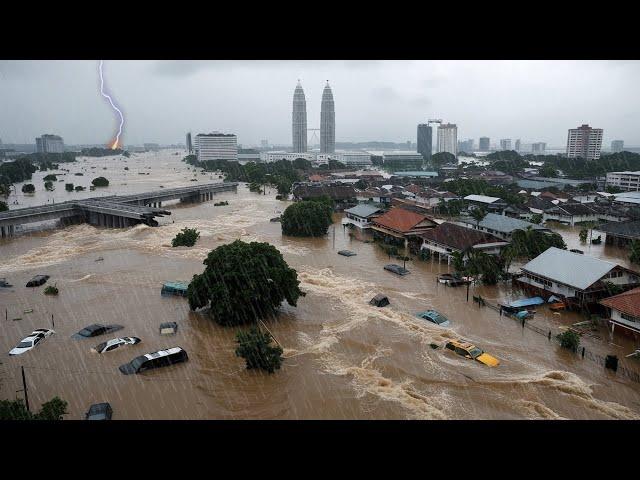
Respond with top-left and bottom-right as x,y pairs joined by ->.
144,347 -> 184,360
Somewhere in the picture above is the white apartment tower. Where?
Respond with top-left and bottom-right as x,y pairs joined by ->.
195,132 -> 238,161
566,124 -> 603,160
437,123 -> 458,156
35,134 -> 65,153
500,139 -> 512,151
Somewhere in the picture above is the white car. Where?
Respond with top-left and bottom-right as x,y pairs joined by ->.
9,329 -> 55,355
92,337 -> 141,354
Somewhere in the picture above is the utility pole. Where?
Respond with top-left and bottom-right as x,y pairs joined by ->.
51,314 -> 54,329
333,226 -> 336,249
20,366 -> 29,412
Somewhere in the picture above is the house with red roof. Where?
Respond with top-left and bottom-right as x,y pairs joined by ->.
370,207 -> 437,248
600,287 -> 640,337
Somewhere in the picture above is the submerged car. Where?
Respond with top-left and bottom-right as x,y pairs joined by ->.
9,329 -> 55,355
92,337 -> 141,354
416,310 -> 450,327
26,275 -> 50,287
85,402 -> 113,420
444,339 -> 500,367
72,324 -> 124,339
119,347 -> 188,375
384,264 -> 410,276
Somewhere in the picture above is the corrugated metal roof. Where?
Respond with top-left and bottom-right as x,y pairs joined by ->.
344,204 -> 382,218
457,213 -> 548,234
464,194 -> 502,204
521,247 -> 617,290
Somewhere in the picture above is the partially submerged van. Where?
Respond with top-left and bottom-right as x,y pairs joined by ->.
119,347 -> 188,375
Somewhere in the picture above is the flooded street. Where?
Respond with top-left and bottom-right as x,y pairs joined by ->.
1,150 -> 639,419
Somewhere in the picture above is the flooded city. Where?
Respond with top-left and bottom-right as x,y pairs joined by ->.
1,150 -> 639,420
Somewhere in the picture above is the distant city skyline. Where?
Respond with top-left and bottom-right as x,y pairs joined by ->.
1,60 -> 639,147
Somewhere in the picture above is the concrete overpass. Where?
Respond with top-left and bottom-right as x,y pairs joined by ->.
0,182 -> 238,237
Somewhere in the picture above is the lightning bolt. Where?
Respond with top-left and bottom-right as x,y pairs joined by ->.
99,60 -> 125,150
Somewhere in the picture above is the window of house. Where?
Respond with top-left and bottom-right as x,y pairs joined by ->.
621,313 -> 639,323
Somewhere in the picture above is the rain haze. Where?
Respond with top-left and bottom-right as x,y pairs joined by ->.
1,60 -> 639,146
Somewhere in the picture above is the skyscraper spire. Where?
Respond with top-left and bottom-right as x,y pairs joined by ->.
292,81 -> 307,153
320,81 -> 335,154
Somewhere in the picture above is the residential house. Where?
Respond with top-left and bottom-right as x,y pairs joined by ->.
596,220 -> 640,247
464,194 -> 508,213
341,204 -> 383,230
600,287 -> 640,337
356,188 -> 392,205
455,212 -> 551,241
370,208 -> 437,249
420,222 -> 508,264
516,247 -> 640,307
543,202 -> 599,226
292,184 -> 357,210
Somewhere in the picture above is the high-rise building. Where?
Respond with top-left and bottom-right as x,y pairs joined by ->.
35,134 -> 64,153
611,140 -> 624,152
320,81 -> 335,154
500,139 -> 512,151
186,132 -> 193,154
195,132 -> 238,161
292,81 -> 307,153
417,124 -> 432,161
515,139 -> 521,152
566,124 -> 603,160
457,139 -> 474,153
437,123 -> 458,156
531,142 -> 546,154
479,137 -> 490,152
261,140 -> 269,149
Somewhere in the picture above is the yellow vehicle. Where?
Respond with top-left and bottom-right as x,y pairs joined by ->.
444,339 -> 500,367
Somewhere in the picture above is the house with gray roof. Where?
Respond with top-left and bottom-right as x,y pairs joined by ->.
342,204 -> 383,229
516,247 -> 640,306
455,212 -> 551,241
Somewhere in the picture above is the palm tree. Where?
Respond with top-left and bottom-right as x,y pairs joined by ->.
470,207 -> 487,229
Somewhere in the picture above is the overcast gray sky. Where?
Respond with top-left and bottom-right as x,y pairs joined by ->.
0,60 -> 638,148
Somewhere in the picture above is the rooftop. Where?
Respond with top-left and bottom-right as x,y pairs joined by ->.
596,220 -> 640,238
421,222 -> 505,251
458,212 -> 548,234
521,247 -> 619,290
600,287 -> 640,318
464,194 -> 503,204
372,208 -> 432,234
344,204 -> 383,218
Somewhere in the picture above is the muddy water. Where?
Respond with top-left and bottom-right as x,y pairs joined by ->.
1,151 -> 639,419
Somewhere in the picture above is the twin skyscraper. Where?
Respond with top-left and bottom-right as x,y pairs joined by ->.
292,80 -> 335,154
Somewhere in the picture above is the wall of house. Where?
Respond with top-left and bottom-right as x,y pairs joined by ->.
611,309 -> 640,333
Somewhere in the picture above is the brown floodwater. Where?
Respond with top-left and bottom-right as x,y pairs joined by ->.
1,151 -> 639,419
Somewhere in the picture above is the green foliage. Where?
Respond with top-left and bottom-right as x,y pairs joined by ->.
0,158 -> 37,187
249,182 -> 263,193
579,229 -> 588,243
0,396 -> 68,420
528,151 -> 640,179
281,200 -> 333,237
556,330 -> 580,351
43,174 -> 57,181
540,164 -> 558,177
235,327 -> 283,373
438,198 -> 465,216
470,207 -> 487,225
44,285 -> 59,296
44,181 -> 54,191
172,227 -> 200,247
629,240 -> 640,265
445,178 -> 524,206
292,158 -> 312,170
65,183 -> 74,192
81,147 -> 123,157
530,213 -> 543,225
354,179 -> 368,190
91,176 -> 109,187
504,227 -> 566,262
605,185 -> 624,194
431,151 -> 456,167
187,240 -> 305,326
21,183 -> 35,193
604,281 -> 625,296
463,249 -> 503,285
75,185 -> 85,191
485,150 -> 521,163
328,159 -> 346,170
418,248 -> 431,261
0,201 -> 7,212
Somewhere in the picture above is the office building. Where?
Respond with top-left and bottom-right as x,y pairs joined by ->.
320,81 -> 335,153
566,124 -> 603,160
186,133 -> 193,154
261,140 -> 269,149
382,151 -> 424,170
479,137 -> 490,152
606,171 -> 640,192
292,81 -> 307,153
515,139 -> 521,152
417,124 -> 432,161
458,139 -> 474,153
437,123 -> 458,156
500,139 -> 512,151
195,132 -> 238,161
335,151 -> 372,167
612,140 -> 624,152
531,142 -> 547,154
35,134 -> 65,153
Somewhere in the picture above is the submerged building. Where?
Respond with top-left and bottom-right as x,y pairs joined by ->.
320,81 -> 335,154
292,81 -> 307,153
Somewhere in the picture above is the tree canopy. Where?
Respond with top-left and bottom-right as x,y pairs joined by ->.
21,183 -> 35,193
235,327 -> 283,373
281,200 -> 333,237
187,240 -> 305,326
91,176 -> 109,187
431,151 -> 456,167
172,227 -> 200,247
0,396 -> 68,420
0,201 -> 8,212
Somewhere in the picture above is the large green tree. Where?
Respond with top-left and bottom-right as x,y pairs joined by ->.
0,396 -> 68,420
281,200 -> 333,237
187,240 -> 305,326
431,151 -> 456,167
235,327 -> 283,373
0,201 -> 8,212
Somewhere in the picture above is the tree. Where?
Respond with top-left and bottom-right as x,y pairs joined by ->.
470,207 -> 487,227
504,228 -> 566,263
579,229 -> 588,243
91,176 -> 109,187
21,183 -> 35,193
44,285 -> 59,296
530,213 -> 543,225
630,240 -> 640,264
556,330 -> 580,352
65,183 -> 74,192
75,185 -> 85,191
328,159 -> 346,170
354,179 -> 368,190
0,396 -> 68,420
172,227 -> 200,247
292,158 -> 312,171
540,164 -> 558,177
44,181 -> 54,191
281,200 -> 333,237
187,240 -> 305,326
431,151 -> 456,168
235,327 -> 283,373
0,201 -> 8,212
43,174 -> 57,181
